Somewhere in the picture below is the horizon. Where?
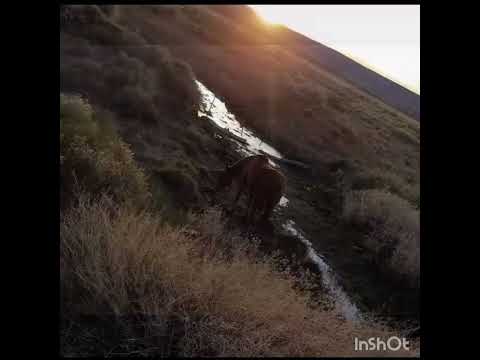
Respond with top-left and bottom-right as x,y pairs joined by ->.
249,5 -> 420,95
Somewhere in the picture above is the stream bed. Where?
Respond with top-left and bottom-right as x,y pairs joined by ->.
197,80 -> 363,322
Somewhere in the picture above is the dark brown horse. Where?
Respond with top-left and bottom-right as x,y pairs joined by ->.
217,154 -> 269,206
217,154 -> 286,223
246,165 -> 286,223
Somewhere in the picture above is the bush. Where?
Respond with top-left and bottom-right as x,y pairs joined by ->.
159,57 -> 200,117
153,166 -> 202,209
62,5 -> 145,46
60,94 -> 150,209
343,189 -> 420,286
350,167 -> 419,207
61,196 -> 417,357
61,14 -> 200,125
113,85 -> 159,124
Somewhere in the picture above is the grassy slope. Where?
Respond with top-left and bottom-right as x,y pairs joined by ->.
60,4 -> 241,215
114,5 -> 419,202
60,5 -> 420,355
61,4 -> 419,203
60,1 -> 420,312
61,195 -> 417,357
59,94 -> 418,356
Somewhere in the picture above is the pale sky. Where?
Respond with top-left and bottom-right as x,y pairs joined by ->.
249,5 -> 420,94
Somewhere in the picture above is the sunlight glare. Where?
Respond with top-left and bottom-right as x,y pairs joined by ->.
249,5 -> 420,94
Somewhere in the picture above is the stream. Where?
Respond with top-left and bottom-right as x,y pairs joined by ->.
196,80 -> 363,322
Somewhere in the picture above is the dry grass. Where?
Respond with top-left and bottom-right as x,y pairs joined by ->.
61,195 -> 418,357
343,189 -> 420,286
350,167 -> 420,208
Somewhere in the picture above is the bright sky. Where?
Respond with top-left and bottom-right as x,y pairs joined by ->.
249,5 -> 420,94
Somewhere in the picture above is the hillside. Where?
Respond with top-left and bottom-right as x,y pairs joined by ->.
269,26 -> 421,121
201,6 -> 421,120
113,5 -> 419,181
60,5 -> 420,357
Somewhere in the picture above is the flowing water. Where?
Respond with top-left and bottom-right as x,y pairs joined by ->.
282,220 -> 362,321
197,80 -> 283,163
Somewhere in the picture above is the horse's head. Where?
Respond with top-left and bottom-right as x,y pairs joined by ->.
216,164 -> 235,191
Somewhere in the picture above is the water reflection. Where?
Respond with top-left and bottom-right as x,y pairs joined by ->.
196,80 -> 283,160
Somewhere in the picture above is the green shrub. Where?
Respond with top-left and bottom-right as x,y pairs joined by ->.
61,7 -> 201,125
152,166 -> 202,209
350,167 -> 419,206
60,94 -> 150,209
343,189 -> 419,286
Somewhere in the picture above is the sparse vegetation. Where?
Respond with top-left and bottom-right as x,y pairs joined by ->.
350,167 -> 420,207
342,189 -> 420,286
61,196 -> 416,357
153,166 -> 203,209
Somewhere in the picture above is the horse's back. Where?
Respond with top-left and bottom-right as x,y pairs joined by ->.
254,166 -> 286,201
235,154 -> 268,169
244,154 -> 269,185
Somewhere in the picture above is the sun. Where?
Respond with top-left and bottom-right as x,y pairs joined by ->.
249,5 -> 287,25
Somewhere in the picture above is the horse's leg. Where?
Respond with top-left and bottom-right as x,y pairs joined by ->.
245,200 -> 252,226
246,192 -> 257,226
253,197 -> 268,228
261,198 -> 277,223
233,184 -> 243,209
245,185 -> 253,211
234,174 -> 251,207
227,180 -> 244,215
234,187 -> 242,203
